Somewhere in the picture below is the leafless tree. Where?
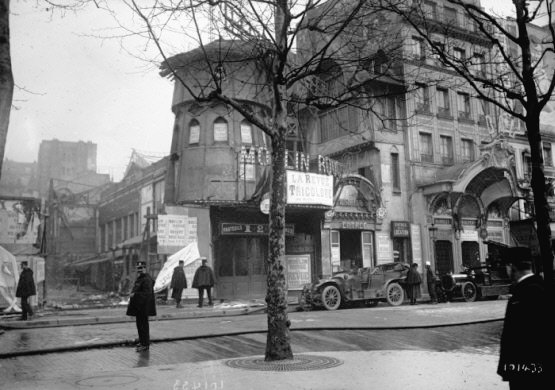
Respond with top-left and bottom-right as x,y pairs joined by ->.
377,0 -> 555,294
0,0 -> 12,180
106,0 -> 419,360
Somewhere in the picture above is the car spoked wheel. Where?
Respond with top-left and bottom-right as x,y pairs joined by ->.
386,282 -> 404,306
462,281 -> 477,302
321,285 -> 341,310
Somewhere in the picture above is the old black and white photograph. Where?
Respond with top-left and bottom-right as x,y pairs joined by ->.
1,0 -> 554,389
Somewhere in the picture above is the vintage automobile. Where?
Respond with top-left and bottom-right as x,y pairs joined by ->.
439,264 -> 511,302
298,262 -> 410,310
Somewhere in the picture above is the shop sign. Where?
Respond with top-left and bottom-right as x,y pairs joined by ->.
459,230 -> 478,241
221,223 -> 294,236
286,254 -> 311,290
391,221 -> 410,238
341,221 -> 373,230
487,229 -> 504,243
286,171 -> 333,206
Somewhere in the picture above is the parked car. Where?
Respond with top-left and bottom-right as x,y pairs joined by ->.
299,262 -> 410,310
439,264 -> 511,302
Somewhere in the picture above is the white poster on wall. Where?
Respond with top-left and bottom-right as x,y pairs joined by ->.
375,232 -> 392,264
286,171 -> 333,206
410,224 -> 422,268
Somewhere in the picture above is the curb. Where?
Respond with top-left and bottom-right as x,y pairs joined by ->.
0,317 -> 504,359
0,306 -> 267,330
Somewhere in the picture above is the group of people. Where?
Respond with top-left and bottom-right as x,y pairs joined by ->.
126,256 -> 215,351
403,261 -> 438,305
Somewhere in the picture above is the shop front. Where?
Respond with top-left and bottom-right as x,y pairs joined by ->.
322,174 -> 385,274
422,140 -> 528,275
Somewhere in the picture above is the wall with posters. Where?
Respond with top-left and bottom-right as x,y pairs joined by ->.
0,198 -> 41,245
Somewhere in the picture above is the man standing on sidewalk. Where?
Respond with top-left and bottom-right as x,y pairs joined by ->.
497,247 -> 552,389
170,260 -> 187,308
425,261 -> 438,304
192,257 -> 215,307
126,261 -> 156,352
16,261 -> 35,320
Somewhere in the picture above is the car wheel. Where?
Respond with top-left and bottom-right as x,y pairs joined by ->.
321,285 -> 341,310
462,281 -> 477,302
386,282 -> 404,306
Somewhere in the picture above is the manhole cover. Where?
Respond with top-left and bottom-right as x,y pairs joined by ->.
76,374 -> 139,387
224,354 -> 343,371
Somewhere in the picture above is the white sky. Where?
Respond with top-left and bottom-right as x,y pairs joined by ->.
7,1 -> 179,181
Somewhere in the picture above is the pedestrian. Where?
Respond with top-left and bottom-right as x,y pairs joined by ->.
405,262 -> 422,305
497,247 -> 552,389
16,261 -> 36,320
126,261 -> 156,352
170,260 -> 187,308
425,261 -> 438,304
192,257 -> 215,307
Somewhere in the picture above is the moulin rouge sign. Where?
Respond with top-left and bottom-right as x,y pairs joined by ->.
239,146 -> 346,177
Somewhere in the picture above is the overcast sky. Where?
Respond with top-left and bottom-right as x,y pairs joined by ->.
3,1 -> 534,182
8,1 -> 178,181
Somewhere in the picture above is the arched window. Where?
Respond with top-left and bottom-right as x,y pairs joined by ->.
240,121 -> 252,144
189,119 -> 200,145
213,117 -> 228,142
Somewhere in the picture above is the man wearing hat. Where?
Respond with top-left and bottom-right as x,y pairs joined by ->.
425,261 -> 438,304
170,260 -> 187,308
497,247 -> 552,389
16,261 -> 36,320
126,261 -> 156,352
192,257 -> 215,307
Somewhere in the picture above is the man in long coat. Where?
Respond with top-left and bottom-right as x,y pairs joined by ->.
126,261 -> 156,352
405,262 -> 422,305
170,260 -> 187,308
497,247 -> 552,389
192,257 -> 215,307
16,261 -> 36,320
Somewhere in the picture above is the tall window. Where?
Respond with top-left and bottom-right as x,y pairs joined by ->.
213,117 -> 228,142
189,119 -> 200,144
462,139 -> 475,162
440,135 -> 454,165
457,92 -> 471,119
544,142 -> 553,166
453,47 -> 465,62
411,36 -> 425,60
423,1 -> 437,19
420,132 -> 433,163
240,121 -> 253,144
415,83 -> 430,112
385,97 -> 397,131
473,53 -> 487,76
444,7 -> 458,26
391,153 -> 401,192
437,88 -> 450,116
320,106 -> 357,142
522,152 -> 532,179
477,98 -> 490,124
432,41 -> 445,66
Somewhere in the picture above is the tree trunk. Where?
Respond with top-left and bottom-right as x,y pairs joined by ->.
526,114 -> 554,294
0,0 -> 13,180
265,129 -> 293,361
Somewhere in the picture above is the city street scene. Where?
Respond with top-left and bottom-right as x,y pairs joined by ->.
1,0 -> 554,389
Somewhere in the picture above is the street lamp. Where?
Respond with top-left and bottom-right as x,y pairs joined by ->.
429,223 -> 438,267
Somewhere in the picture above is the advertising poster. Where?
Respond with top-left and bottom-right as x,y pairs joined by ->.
286,171 -> 333,206
375,232 -> 392,264
286,254 -> 311,290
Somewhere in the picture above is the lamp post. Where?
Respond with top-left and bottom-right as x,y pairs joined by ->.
429,223 -> 438,267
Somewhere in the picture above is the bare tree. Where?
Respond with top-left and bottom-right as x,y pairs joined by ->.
376,0 -> 555,294
108,0 -> 415,360
0,0 -> 13,180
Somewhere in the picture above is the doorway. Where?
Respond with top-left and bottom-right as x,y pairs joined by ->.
216,236 -> 267,299
435,240 -> 454,275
